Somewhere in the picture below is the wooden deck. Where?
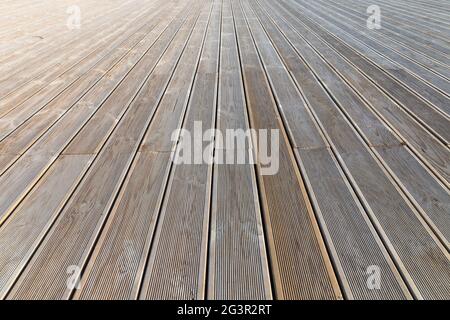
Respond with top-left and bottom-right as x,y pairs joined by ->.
0,0 -> 449,300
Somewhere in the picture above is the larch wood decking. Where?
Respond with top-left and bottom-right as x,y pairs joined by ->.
0,0 -> 449,300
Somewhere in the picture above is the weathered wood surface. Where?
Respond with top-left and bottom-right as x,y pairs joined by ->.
0,0 -> 449,300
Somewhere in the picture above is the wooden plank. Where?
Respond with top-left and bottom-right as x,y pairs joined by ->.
0,0 -> 169,136
0,155 -> 14,173
138,0 -> 222,300
257,1 -> 402,149
243,0 -> 411,300
373,145 -> 450,247
0,0 -> 110,59
0,10 -> 139,100
298,148 -> 412,299
0,0 -> 96,57
327,0 -> 450,45
207,0 -> 272,300
0,0 -> 449,300
316,0 -> 450,76
210,163 -> 272,299
261,0 -> 450,185
0,2 -> 190,226
0,0 -> 166,120
255,0 -> 450,243
62,8 -> 196,155
292,0 -> 450,57
257,0 -> 450,299
7,2 -> 203,299
284,0 -> 450,120
0,0 -> 138,100
232,0 -> 342,300
0,155 -> 92,298
0,2 -> 175,173
360,1 -> 450,29
304,0 -> 450,81
73,0 -> 214,300
0,0 -> 136,71
72,152 -> 171,299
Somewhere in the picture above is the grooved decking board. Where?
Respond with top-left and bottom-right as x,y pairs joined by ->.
241,0 -> 411,299
373,145 -> 450,247
0,1 -> 159,120
139,0 -> 219,300
298,148 -> 412,299
0,2 -> 174,166
277,0 -> 450,141
0,155 -> 92,298
258,0 -> 402,148
72,151 -> 172,299
288,1 -> 450,99
207,0 -> 272,300
0,155 -> 14,172
256,0 -> 450,299
1,0 -> 449,300
74,0 -> 214,299
328,0 -> 450,54
253,0 -> 450,243
0,1 -> 142,100
323,0 -> 450,66
0,0 -> 168,137
7,2 -> 202,299
300,0 -> 450,79
357,0 -> 450,29
0,2 -> 191,224
232,0 -> 342,300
